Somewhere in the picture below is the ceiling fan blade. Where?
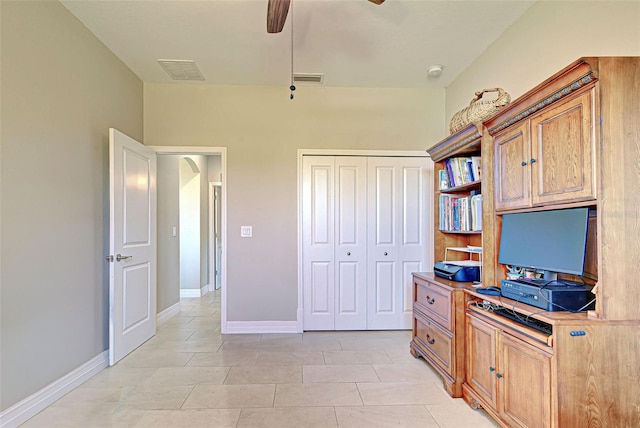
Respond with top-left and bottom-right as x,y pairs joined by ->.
368,0 -> 385,4
267,0 -> 291,34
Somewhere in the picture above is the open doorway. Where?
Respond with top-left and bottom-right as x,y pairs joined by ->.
210,183 -> 223,291
152,146 -> 228,332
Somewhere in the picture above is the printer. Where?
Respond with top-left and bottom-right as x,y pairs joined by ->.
434,261 -> 480,282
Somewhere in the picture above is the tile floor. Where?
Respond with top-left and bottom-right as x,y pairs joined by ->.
22,291 -> 499,427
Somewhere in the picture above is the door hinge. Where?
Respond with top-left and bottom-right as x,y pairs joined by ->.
105,255 -> 114,262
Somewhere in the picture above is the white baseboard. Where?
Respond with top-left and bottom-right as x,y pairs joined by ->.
0,351 -> 108,428
179,285 -> 209,299
296,308 -> 304,333
156,302 -> 181,326
225,321 -> 299,334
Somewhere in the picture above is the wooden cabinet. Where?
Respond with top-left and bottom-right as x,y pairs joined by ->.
494,122 -> 529,210
410,272 -> 468,397
462,288 -> 640,428
465,305 -> 552,428
466,57 -> 640,427
493,90 -> 596,211
465,315 -> 498,408
421,57 -> 640,426
498,333 -> 551,428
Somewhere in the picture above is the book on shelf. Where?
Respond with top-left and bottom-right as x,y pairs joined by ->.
439,170 -> 449,190
439,192 -> 482,232
471,156 -> 481,181
442,156 -> 480,187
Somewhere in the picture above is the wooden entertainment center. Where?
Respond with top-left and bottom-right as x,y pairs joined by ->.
410,57 -> 640,427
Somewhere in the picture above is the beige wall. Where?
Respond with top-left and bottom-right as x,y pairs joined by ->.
0,1 -> 143,411
445,1 -> 640,121
157,155 -> 181,311
144,84 -> 445,321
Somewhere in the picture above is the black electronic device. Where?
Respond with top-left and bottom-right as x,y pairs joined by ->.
434,261 -> 480,282
499,208 -> 589,280
500,279 -> 594,312
476,286 -> 501,296
491,307 -> 553,334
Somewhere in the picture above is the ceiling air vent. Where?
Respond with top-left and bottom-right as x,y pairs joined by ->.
293,73 -> 324,84
158,59 -> 205,81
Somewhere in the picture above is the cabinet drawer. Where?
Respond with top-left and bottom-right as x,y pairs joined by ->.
413,310 -> 454,376
414,279 -> 452,330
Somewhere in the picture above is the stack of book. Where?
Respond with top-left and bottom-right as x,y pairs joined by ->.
439,156 -> 481,189
439,193 -> 482,232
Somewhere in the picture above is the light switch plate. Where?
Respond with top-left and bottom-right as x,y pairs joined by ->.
241,226 -> 252,237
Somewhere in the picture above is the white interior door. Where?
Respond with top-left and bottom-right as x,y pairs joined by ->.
367,157 -> 429,330
109,128 -> 157,365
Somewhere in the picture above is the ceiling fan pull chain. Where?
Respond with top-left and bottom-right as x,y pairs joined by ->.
289,1 -> 296,100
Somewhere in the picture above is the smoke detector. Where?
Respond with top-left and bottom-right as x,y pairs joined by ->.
427,65 -> 444,78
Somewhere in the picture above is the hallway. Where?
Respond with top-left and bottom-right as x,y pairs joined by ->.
22,292 -> 498,427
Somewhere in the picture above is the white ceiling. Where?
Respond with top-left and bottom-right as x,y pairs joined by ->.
61,0 -> 534,88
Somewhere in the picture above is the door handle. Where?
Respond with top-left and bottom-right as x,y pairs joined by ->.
116,254 -> 132,262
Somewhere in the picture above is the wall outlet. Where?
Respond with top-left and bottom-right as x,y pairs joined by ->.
241,226 -> 252,237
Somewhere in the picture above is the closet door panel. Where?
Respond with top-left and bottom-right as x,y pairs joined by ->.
303,157 -> 335,330
399,160 -> 430,327
367,159 -> 400,329
334,157 -> 367,330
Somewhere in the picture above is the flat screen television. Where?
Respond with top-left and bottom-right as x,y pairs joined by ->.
498,208 -> 589,281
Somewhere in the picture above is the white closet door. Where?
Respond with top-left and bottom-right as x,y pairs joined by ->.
303,156 -> 367,331
398,158 -> 431,327
367,157 -> 429,329
303,157 -> 335,330
334,157 -> 367,330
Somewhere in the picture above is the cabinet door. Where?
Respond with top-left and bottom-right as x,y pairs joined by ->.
494,122 -> 531,211
498,333 -> 552,428
530,90 -> 596,206
466,314 -> 498,409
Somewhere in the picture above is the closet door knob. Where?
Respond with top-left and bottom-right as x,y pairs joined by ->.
384,252 -> 388,256
347,252 -> 351,256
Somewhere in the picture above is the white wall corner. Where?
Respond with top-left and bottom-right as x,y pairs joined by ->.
156,301 -> 181,326
179,285 -> 209,298
180,288 -> 202,298
0,351 -> 108,428
225,321 -> 299,334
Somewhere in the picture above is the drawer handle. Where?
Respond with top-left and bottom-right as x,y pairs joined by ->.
530,158 -> 537,164
521,161 -> 527,166
426,334 -> 435,345
496,373 -> 503,379
426,296 -> 435,304
489,366 -> 495,372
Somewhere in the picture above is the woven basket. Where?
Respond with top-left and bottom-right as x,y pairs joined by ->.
449,88 -> 511,134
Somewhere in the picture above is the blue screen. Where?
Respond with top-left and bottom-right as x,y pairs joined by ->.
498,208 -> 589,276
